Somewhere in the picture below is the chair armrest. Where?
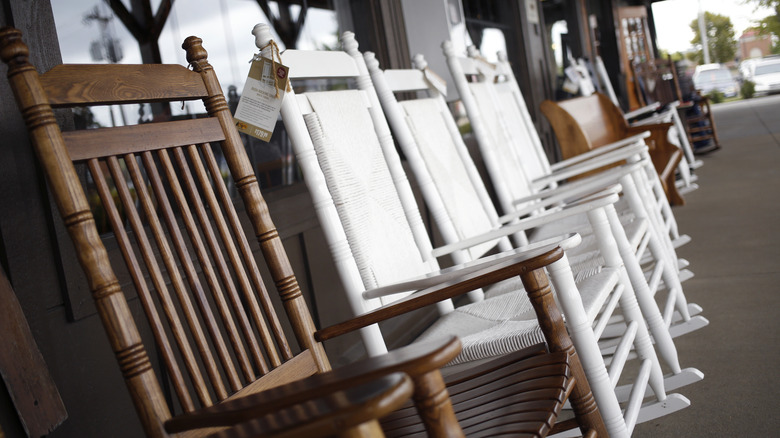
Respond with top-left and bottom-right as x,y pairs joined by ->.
548,132 -> 650,172
508,161 -> 643,219
535,141 -> 647,189
317,242 -> 571,341
430,190 -> 619,258
624,122 -> 674,139
165,336 -> 461,432
623,102 -> 661,120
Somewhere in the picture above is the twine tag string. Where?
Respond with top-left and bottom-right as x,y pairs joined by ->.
254,40 -> 292,98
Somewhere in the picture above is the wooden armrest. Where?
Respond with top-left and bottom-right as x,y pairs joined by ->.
625,122 -> 673,139
317,245 -> 567,341
165,336 -> 461,432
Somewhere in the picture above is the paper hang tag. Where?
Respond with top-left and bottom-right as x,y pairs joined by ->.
234,56 -> 289,142
423,67 -> 447,96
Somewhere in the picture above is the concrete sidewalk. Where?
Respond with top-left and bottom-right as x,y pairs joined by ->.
633,94 -> 780,436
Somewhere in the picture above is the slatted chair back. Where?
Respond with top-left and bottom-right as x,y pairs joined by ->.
444,43 -> 555,220
359,54 -> 514,264
0,27 -> 329,437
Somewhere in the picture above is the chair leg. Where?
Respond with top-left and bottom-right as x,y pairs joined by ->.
586,207 -> 669,393
409,370 -> 464,438
535,258 -> 627,438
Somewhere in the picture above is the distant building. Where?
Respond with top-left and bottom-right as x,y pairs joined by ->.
739,29 -> 772,60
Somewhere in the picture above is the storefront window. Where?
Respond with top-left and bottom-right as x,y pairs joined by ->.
51,0 -> 340,234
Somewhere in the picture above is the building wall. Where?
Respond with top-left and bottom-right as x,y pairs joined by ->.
740,35 -> 772,59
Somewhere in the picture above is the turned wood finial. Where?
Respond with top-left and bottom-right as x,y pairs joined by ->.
497,51 -> 508,62
340,31 -> 359,55
363,51 -> 379,71
412,54 -> 428,71
182,36 -> 210,72
466,45 -> 480,58
252,23 -> 273,51
0,27 -> 29,69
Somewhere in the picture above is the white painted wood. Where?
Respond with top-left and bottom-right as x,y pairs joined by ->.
595,55 -> 620,107
370,47 -> 692,436
547,256 -> 629,438
444,43 -> 709,429
252,23 -> 389,355
281,49 -> 359,79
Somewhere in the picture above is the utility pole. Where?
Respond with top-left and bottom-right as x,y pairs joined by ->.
698,0 -> 711,63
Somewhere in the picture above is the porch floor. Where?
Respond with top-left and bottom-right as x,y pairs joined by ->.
632,94 -> 780,436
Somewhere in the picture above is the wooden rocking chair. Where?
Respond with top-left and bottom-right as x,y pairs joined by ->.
0,26 -> 546,438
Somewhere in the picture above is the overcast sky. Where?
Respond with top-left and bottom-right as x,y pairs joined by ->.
652,0 -> 775,53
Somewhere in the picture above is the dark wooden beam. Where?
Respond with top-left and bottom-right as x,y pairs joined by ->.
0,266 -> 67,437
106,0 -> 144,42
151,0 -> 174,39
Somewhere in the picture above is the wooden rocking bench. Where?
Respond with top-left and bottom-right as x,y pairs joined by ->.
541,92 -> 685,206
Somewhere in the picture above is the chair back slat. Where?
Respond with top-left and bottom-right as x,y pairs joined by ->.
63,118 -> 225,160
88,157 -> 200,412
169,146 -> 264,381
40,64 -> 208,106
199,144 -> 293,365
278,49 -> 360,79
149,147 -> 248,395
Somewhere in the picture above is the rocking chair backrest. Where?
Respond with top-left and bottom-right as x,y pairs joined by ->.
443,43 -> 545,217
0,27 -> 328,437
261,26 -> 458,357
362,51 -> 515,262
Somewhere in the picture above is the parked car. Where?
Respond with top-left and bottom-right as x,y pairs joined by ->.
750,57 -> 780,95
692,65 -> 739,97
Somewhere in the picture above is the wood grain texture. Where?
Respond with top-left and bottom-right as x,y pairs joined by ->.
63,118 -> 224,160
0,265 -> 67,436
541,92 -> 686,205
40,64 -> 207,106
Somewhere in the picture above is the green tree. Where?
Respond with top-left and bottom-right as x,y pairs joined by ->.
744,0 -> 780,53
689,12 -> 737,63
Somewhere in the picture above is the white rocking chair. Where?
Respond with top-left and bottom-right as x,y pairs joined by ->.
445,44 -> 708,341
359,43 -> 707,427
251,23 -> 688,437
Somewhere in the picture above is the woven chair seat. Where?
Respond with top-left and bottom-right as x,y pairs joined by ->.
419,268 -> 619,365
